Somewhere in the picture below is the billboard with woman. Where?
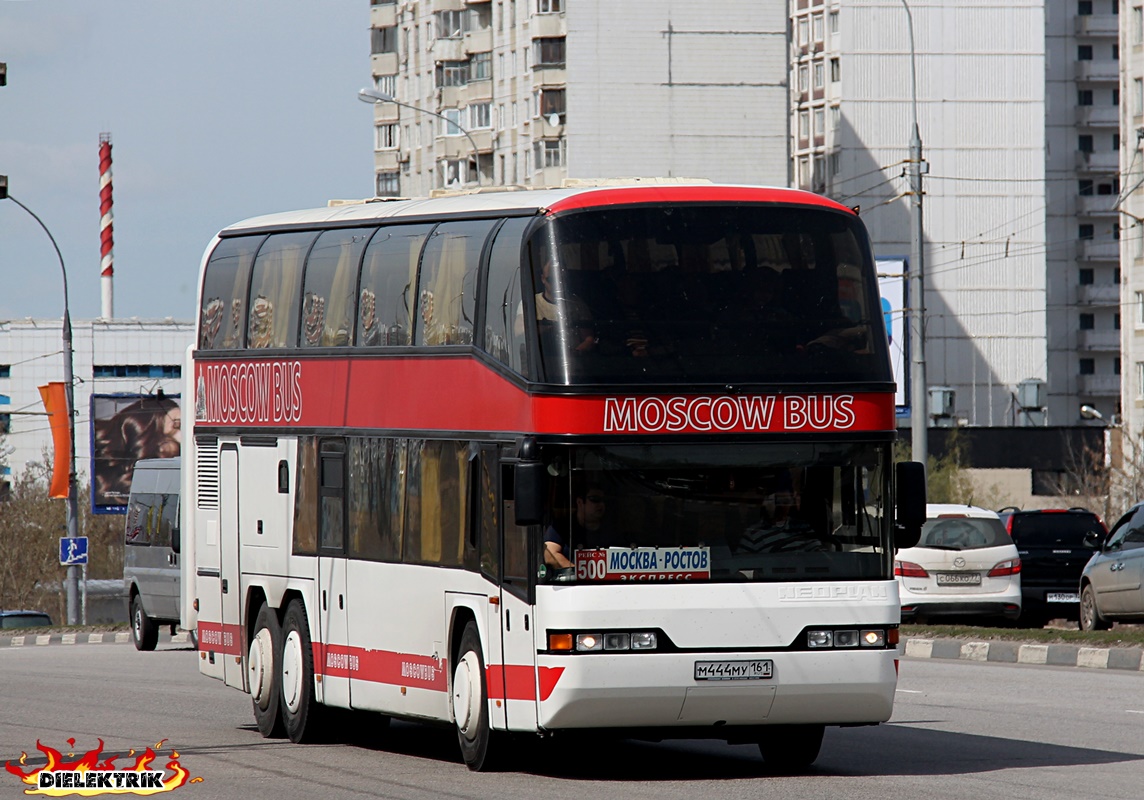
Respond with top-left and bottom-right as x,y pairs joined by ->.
90,393 -> 181,513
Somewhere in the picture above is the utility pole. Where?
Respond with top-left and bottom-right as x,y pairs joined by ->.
902,0 -> 928,468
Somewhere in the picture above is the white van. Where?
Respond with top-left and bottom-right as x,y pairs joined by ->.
123,458 -> 182,650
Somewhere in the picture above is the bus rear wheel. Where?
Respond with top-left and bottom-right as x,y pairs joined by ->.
758,724 -> 825,771
131,595 -> 158,651
249,603 -> 285,738
453,621 -> 501,771
279,599 -> 324,743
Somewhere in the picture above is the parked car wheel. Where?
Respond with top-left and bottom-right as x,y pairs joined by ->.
131,595 -> 158,651
1079,584 -> 1110,631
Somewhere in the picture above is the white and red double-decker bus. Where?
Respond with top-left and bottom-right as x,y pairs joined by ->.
183,183 -> 925,771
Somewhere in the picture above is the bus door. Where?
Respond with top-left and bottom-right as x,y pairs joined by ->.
317,440 -> 350,708
499,457 -> 539,731
219,445 -> 244,690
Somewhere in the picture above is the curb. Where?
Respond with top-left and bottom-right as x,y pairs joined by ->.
900,637 -> 1144,672
0,631 -> 192,648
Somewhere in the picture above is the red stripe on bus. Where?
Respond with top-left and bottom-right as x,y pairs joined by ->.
544,185 -> 854,215
484,665 -> 565,702
193,358 -> 896,434
313,644 -> 448,691
196,621 -> 244,656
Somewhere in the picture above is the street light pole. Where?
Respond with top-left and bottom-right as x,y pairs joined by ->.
4,194 -> 80,625
901,0 -> 928,469
358,87 -> 484,187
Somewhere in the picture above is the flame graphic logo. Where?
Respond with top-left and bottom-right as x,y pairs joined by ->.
5,739 -> 200,796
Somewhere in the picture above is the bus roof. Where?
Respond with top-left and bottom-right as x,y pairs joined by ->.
220,184 -> 854,235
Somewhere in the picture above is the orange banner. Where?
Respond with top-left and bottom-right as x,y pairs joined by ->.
38,382 -> 70,499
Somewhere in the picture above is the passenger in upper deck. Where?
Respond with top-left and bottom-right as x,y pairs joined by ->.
515,252 -> 597,353
544,481 -> 617,569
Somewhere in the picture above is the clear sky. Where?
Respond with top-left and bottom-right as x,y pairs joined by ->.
0,0 -> 371,322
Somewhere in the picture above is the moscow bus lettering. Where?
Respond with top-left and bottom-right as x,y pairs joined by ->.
182,184 -> 926,773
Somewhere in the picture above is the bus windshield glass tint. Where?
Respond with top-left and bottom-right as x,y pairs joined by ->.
539,442 -> 893,584
524,205 -> 891,385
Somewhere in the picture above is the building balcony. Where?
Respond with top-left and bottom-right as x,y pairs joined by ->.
436,129 -> 494,159
1077,283 -> 1121,305
435,0 -> 465,10
433,38 -> 465,62
370,3 -> 397,29
532,13 -> 567,38
1077,194 -> 1118,216
370,52 -> 399,77
373,149 -> 401,173
463,28 -> 493,54
1078,329 -> 1121,352
1075,105 -> 1119,127
531,66 -> 567,89
536,114 -> 565,137
1080,239 -> 1121,261
439,85 -> 464,108
1074,60 -> 1119,82
371,101 -> 400,125
1078,374 -> 1120,396
466,79 -> 493,103
1075,14 -> 1118,36
1075,150 -> 1119,172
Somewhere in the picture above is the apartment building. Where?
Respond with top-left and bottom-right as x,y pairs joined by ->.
366,0 -> 789,197
794,0 -> 1122,427
1122,2 -> 1144,440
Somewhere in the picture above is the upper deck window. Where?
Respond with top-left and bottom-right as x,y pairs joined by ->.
414,220 -> 497,346
300,228 -> 372,348
357,224 -> 433,347
199,236 -> 262,350
247,231 -> 316,349
524,204 -> 890,386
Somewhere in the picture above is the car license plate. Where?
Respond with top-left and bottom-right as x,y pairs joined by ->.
1047,592 -> 1079,603
935,572 -> 982,586
694,659 -> 773,681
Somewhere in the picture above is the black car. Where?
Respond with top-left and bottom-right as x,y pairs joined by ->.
0,610 -> 52,630
997,507 -> 1107,626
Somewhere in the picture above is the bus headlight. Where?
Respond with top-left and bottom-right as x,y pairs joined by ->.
576,633 -> 603,651
603,633 -> 630,651
630,632 -> 657,650
834,629 -> 860,648
808,630 -> 833,648
861,629 -> 886,647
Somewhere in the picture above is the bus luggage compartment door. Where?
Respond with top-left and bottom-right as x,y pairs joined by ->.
220,446 -> 245,691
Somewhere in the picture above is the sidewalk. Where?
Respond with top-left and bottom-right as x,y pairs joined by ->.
0,630 -> 191,648
899,637 -> 1144,672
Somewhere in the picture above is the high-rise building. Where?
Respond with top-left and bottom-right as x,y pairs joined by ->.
797,0 -> 1122,427
1121,2 -> 1144,439
366,0 -> 790,197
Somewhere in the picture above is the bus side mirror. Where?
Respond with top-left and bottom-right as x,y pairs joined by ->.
894,461 -> 927,550
514,462 -> 545,526
171,525 -> 181,555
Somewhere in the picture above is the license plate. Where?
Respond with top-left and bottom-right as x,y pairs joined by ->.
935,572 -> 982,586
694,659 -> 773,681
1047,592 -> 1079,603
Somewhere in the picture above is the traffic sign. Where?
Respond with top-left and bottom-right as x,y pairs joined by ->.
59,537 -> 88,566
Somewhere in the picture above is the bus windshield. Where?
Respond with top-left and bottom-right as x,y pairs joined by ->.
538,441 -> 893,584
524,204 -> 890,385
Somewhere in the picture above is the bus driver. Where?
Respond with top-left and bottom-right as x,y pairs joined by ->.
544,482 -> 615,569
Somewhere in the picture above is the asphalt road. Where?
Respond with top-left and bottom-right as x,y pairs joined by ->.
1,642 -> 1141,800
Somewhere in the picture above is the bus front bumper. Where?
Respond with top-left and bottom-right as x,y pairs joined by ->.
535,649 -> 898,731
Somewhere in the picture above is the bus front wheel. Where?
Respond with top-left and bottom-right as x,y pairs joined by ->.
453,620 -> 501,771
758,724 -> 825,771
280,599 -> 324,743
249,603 -> 285,738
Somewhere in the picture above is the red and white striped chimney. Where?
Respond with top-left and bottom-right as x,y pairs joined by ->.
99,133 -> 114,319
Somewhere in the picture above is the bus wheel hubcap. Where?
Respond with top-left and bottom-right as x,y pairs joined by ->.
249,628 -> 274,709
453,651 -> 480,739
282,631 -> 303,714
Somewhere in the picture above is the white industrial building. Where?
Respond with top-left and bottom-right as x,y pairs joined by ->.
0,318 -> 193,495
